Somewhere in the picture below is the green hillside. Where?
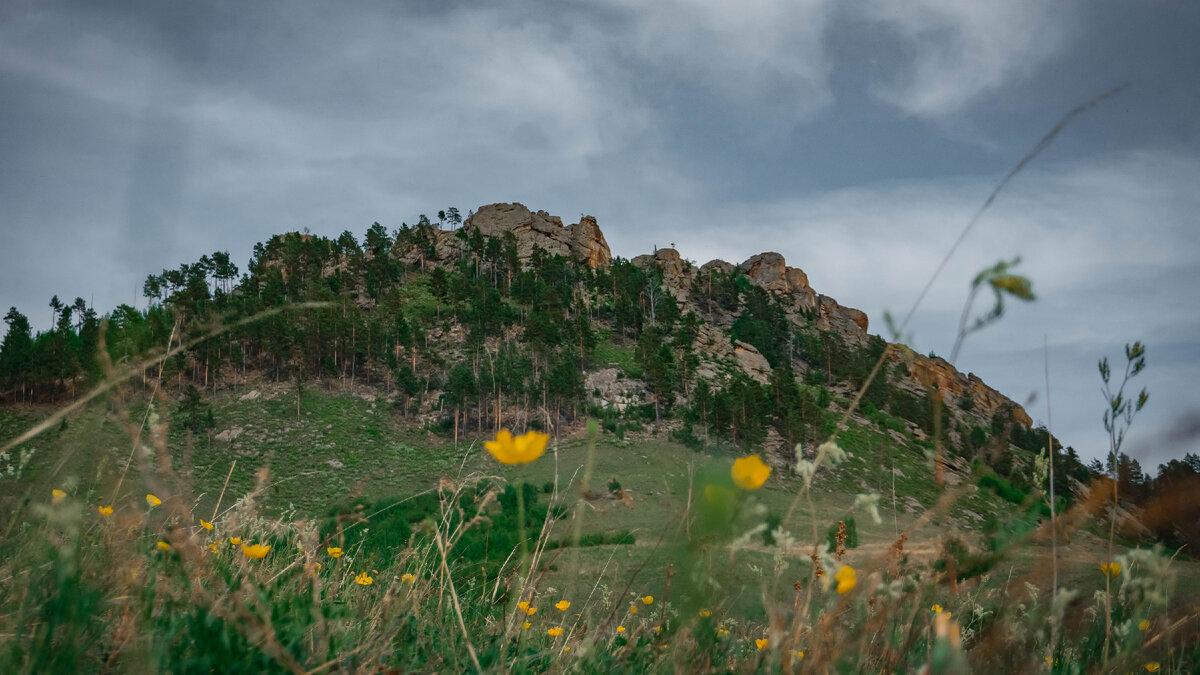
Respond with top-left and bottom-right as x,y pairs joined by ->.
1,206 -> 1197,673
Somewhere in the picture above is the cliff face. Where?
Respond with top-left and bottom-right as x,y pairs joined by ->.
449,202 -> 612,269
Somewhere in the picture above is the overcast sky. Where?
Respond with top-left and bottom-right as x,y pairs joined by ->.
2,0 -> 1197,470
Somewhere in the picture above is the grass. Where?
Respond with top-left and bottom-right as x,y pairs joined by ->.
4,381 -> 1196,672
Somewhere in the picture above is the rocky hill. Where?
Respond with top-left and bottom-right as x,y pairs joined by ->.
434,203 -> 1029,429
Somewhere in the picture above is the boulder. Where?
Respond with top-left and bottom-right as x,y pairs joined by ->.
458,203 -> 612,269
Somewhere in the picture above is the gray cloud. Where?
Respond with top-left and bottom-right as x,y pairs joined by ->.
1,0 -> 1197,467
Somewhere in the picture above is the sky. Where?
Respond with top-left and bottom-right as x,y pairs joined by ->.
2,0 -> 1198,471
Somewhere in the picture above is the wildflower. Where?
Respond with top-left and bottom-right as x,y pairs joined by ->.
401,573 -> 416,584
518,601 -> 531,612
98,505 -> 113,516
652,625 -> 662,634
327,546 -> 344,558
146,493 -> 162,507
641,595 -> 653,605
556,600 -> 571,611
699,609 -> 711,617
526,606 -> 537,616
548,627 -> 563,637
794,650 -> 805,660
522,621 -> 531,630
756,638 -> 769,651
835,565 -> 856,594
717,628 -> 730,638
485,429 -> 549,465
208,543 -> 219,553
630,605 -> 638,614
200,519 -> 214,530
617,625 -> 626,633
1145,664 -> 1160,672
563,646 -> 571,653
1139,619 -> 1150,631
229,537 -> 242,545
156,541 -> 171,551
731,455 -> 771,489
1100,562 -> 1122,578
931,604 -> 944,614
52,489 -> 66,504
355,572 -> 374,585
241,543 -> 271,559
315,562 -> 322,571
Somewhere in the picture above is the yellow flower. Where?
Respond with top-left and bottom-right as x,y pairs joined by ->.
1145,664 -> 1160,672
229,537 -> 242,546
401,573 -> 416,584
641,595 -> 654,605
98,505 -> 113,517
548,627 -> 564,637
1139,619 -> 1150,631
555,600 -> 571,611
146,493 -> 162,507
355,572 -> 374,585
522,621 -> 531,630
200,519 -> 213,530
931,604 -> 944,613
156,541 -> 171,551
630,605 -> 638,614
717,628 -> 730,638
327,546 -> 344,558
756,638 -> 769,651
731,455 -> 771,490
526,607 -> 537,616
518,601 -> 531,612
699,609 -> 711,617
617,625 -> 626,633
315,562 -> 322,571
52,489 -> 66,504
208,542 -> 219,553
835,565 -> 856,594
1100,562 -> 1122,578
485,429 -> 549,465
794,650 -> 805,660
563,646 -> 571,653
242,543 -> 271,559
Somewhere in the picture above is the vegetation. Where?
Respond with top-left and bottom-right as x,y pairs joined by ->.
2,202 -> 1198,672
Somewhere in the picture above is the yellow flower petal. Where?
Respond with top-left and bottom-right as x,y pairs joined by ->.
241,543 -> 271,559
327,546 -> 344,558
931,604 -> 943,613
699,609 -> 711,617
401,573 -> 416,584
146,493 -> 162,507
547,627 -> 563,637
98,505 -> 113,516
52,489 -> 66,504
229,537 -> 242,546
555,600 -> 571,611
1145,662 -> 1160,672
731,455 -> 771,490
208,542 -> 219,553
617,625 -> 626,633
485,429 -> 549,465
835,565 -> 856,594
518,601 -> 530,612
755,638 -> 769,651
522,621 -> 531,630
156,541 -> 171,551
1138,619 -> 1150,631
355,572 -> 373,585
200,519 -> 214,530
641,595 -> 653,605
629,605 -> 638,614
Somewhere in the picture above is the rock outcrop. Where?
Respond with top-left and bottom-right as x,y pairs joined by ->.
456,202 -> 612,269
890,345 -> 1032,427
